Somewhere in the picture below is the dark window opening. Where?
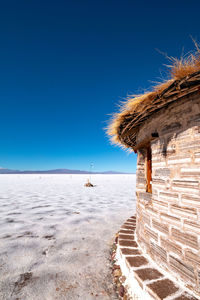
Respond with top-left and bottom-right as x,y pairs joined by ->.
146,145 -> 152,193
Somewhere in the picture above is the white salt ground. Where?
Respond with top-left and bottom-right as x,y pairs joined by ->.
0,174 -> 136,300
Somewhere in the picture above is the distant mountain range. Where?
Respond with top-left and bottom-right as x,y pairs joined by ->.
0,168 -> 132,174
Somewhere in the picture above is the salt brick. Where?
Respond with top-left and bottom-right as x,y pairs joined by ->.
119,240 -> 138,248
152,178 -> 166,185
152,219 -> 169,235
138,235 -> 151,253
172,180 -> 199,194
169,255 -> 196,283
134,268 -> 163,289
118,234 -> 134,240
138,192 -> 152,202
152,199 -> 168,212
160,237 -> 182,256
119,229 -> 135,235
168,156 -> 191,165
178,140 -> 200,151
160,212 -> 181,226
174,292 -> 199,300
170,204 -> 197,220
154,168 -> 171,178
159,191 -> 179,204
142,214 -> 151,226
171,228 -> 198,250
145,226 -> 158,242
121,225 -> 135,230
184,220 -> 200,234
194,152 -> 200,163
145,206 -> 158,218
194,157 -> 200,163
146,278 -> 179,300
172,180 -> 199,189
185,249 -> 200,268
150,241 -> 168,265
120,248 -> 141,256
126,218 -> 136,224
126,255 -> 148,268
152,161 -> 167,168
123,222 -> 136,227
181,168 -> 200,176
181,194 -> 200,208
176,127 -> 193,139
137,177 -> 146,185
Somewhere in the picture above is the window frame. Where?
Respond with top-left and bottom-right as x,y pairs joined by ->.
146,144 -> 152,193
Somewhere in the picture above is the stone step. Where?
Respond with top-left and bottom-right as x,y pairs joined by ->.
112,215 -> 200,300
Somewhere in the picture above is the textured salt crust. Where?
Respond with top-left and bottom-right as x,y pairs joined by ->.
0,174 -> 136,300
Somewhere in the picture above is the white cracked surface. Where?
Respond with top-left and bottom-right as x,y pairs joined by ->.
0,174 -> 136,300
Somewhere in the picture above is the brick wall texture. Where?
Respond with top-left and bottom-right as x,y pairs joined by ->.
135,92 -> 200,293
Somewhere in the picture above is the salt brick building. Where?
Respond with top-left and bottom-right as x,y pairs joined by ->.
109,69 -> 200,299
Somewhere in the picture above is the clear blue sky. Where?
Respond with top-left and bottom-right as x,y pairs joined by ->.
1,0 -> 200,172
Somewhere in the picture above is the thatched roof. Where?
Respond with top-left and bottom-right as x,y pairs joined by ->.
107,50 -> 200,151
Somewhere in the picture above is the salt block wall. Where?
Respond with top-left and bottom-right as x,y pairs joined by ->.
135,92 -> 200,293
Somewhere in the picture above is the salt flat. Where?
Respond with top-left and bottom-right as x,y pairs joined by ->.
0,174 -> 136,300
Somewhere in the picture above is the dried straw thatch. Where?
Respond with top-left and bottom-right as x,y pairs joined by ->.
107,47 -> 200,150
